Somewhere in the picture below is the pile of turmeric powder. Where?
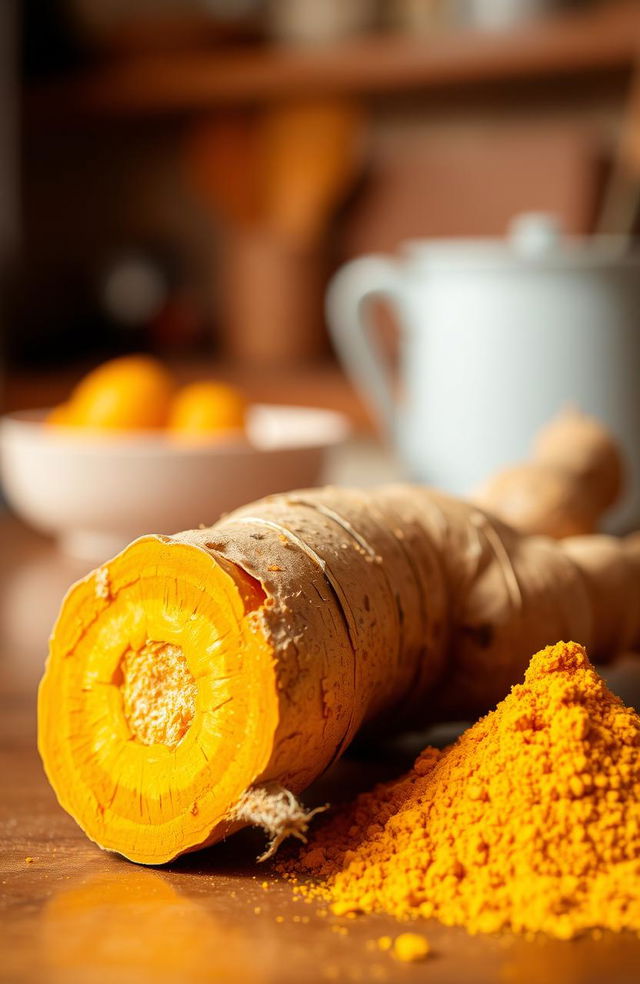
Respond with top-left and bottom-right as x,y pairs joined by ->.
293,641 -> 640,939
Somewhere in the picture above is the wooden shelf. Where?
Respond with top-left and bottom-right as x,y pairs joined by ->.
28,1 -> 640,119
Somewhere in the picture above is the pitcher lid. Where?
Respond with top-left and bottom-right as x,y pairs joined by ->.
403,213 -> 640,270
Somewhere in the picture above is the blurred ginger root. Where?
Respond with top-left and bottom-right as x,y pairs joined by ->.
473,409 -> 624,538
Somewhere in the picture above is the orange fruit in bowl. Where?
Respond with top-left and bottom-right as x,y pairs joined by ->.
53,355 -> 175,431
168,382 -> 247,439
46,403 -> 73,426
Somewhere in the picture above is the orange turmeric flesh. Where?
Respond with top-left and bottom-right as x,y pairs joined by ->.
39,537 -> 278,865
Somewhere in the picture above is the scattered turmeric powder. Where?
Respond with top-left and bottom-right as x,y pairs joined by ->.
391,933 -> 430,962
293,642 -> 640,939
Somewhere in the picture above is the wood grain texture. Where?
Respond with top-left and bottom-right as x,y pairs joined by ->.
1,517 -> 640,983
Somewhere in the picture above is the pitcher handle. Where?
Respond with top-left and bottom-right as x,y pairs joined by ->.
326,255 -> 403,437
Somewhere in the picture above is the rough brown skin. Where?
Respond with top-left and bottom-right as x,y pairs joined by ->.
39,485 -> 640,863
207,486 -> 640,723
472,409 -> 625,538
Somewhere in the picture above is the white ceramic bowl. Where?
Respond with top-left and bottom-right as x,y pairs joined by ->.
0,404 -> 350,562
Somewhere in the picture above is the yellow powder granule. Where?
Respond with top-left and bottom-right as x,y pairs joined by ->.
292,642 -> 640,939
120,641 -> 197,748
391,933 -> 430,962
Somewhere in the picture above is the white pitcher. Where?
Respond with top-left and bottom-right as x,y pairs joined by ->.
327,215 -> 640,531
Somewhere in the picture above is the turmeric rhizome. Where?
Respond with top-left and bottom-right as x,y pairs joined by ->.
38,487 -> 640,865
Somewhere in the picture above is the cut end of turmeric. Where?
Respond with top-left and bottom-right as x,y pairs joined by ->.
38,535 -> 279,865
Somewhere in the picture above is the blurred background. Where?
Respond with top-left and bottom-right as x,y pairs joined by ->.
3,0 -> 640,416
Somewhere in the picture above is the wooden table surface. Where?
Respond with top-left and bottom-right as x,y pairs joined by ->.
2,515 -> 640,984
